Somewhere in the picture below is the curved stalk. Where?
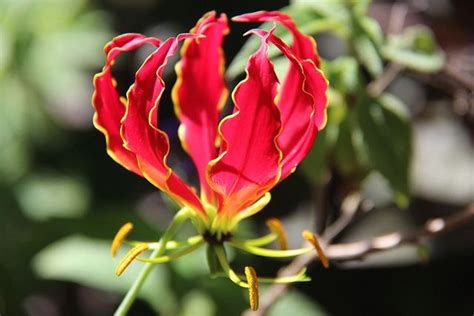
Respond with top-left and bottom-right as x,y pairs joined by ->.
228,240 -> 313,258
137,239 -> 204,263
212,268 -> 310,283
213,245 -> 249,288
125,235 -> 203,250
234,233 -> 277,247
114,208 -> 193,316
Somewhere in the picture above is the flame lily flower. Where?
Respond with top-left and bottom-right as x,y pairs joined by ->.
93,11 -> 328,313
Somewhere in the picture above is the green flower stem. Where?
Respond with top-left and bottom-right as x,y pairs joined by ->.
228,240 -> 313,258
213,245 -> 249,288
137,238 -> 204,263
114,208 -> 193,316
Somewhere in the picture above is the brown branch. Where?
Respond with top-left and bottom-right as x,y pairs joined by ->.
321,192 -> 362,242
313,184 -> 329,235
243,203 -> 474,316
367,63 -> 405,97
326,203 -> 474,260
387,2 -> 408,35
441,63 -> 474,93
366,2 -> 408,97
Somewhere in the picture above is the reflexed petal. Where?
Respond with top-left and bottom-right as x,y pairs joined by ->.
232,10 -> 320,65
270,33 -> 328,178
172,12 -> 229,205
93,34 -> 160,175
104,33 -> 161,62
207,30 -> 282,216
233,21 -> 328,179
121,34 -> 205,215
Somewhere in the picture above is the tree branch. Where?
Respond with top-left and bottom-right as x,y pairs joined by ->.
367,63 -> 405,97
440,63 -> 474,92
320,192 -> 362,242
243,203 -> 474,316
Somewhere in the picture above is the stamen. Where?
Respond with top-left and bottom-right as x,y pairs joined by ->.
266,218 -> 288,250
111,222 -> 134,257
244,266 -> 259,311
228,240 -> 312,257
234,233 -> 277,247
212,267 -> 311,284
213,245 -> 248,287
115,243 -> 149,276
302,230 -> 330,268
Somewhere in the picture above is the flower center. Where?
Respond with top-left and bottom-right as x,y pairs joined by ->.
203,230 -> 233,244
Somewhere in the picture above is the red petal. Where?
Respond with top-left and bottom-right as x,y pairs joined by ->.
172,12 -> 229,205
93,34 -> 160,175
121,34 -> 205,215
234,13 -> 328,179
207,30 -> 282,216
232,11 -> 320,66
269,32 -> 327,178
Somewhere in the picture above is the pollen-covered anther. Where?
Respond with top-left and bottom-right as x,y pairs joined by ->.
266,218 -> 288,250
302,230 -> 330,268
244,266 -> 259,311
115,243 -> 149,276
111,222 -> 134,257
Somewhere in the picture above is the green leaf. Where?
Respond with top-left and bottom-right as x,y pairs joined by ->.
291,0 -> 350,20
300,103 -> 346,184
333,104 -> 372,178
268,289 -> 328,316
300,128 -> 331,184
350,11 -> 384,78
15,173 -> 90,221
351,0 -> 372,16
321,57 -> 359,93
180,290 -> 216,316
378,92 -> 410,119
356,95 -> 412,207
33,235 -> 178,315
172,246 -> 209,278
359,16 -> 384,46
382,26 -> 445,73
353,32 -> 383,77
0,27 -> 12,75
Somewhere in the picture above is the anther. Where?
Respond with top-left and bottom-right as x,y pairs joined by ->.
115,243 -> 149,276
266,218 -> 288,250
244,266 -> 259,311
111,222 -> 134,257
302,230 -> 330,268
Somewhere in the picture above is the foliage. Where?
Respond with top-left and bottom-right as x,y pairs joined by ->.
0,0 -> 110,184
0,0 -> 459,315
228,0 -> 445,207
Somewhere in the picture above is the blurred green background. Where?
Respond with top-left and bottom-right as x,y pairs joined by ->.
0,0 -> 473,315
